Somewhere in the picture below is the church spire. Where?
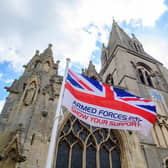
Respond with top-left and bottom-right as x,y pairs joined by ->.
108,19 -> 132,54
82,61 -> 101,81
106,20 -> 159,63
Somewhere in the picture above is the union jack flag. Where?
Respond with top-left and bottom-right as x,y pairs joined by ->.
62,69 -> 157,133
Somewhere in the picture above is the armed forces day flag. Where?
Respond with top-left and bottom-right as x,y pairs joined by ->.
62,70 -> 157,133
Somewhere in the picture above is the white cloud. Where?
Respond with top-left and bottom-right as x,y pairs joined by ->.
4,79 -> 14,84
0,0 -> 167,73
0,33 -> 27,72
0,73 -> 3,79
3,0 -> 31,18
52,0 -> 168,71
0,100 -> 5,114
141,36 -> 168,67
64,0 -> 167,27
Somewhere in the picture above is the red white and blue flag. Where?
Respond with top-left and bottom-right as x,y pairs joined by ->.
62,70 -> 157,133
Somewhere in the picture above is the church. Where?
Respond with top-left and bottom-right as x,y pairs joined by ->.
0,20 -> 168,168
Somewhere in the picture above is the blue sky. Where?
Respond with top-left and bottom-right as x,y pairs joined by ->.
0,0 -> 168,112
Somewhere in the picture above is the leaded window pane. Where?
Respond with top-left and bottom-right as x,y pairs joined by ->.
66,131 -> 77,144
79,128 -> 89,141
86,145 -> 96,168
138,69 -> 145,84
111,149 -> 121,168
71,143 -> 82,168
100,146 -> 110,168
73,120 -> 82,134
63,119 -> 70,134
94,130 -> 103,144
56,140 -> 69,168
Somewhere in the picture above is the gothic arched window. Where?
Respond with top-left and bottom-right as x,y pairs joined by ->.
136,63 -> 154,87
55,115 -> 121,168
145,71 -> 153,87
138,69 -> 145,84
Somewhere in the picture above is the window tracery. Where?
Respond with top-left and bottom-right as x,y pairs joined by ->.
55,115 -> 121,168
138,69 -> 145,84
145,71 -> 153,87
136,63 -> 154,87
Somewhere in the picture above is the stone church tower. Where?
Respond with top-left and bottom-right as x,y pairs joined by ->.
1,20 -> 168,168
0,44 -> 62,168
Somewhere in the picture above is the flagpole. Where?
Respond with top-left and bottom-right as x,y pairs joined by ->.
45,58 -> 70,168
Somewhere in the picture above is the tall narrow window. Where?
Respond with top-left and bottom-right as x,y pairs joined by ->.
100,146 -> 110,168
55,115 -> 121,168
56,140 -> 69,168
138,69 -> 145,84
71,143 -> 82,168
86,144 -> 96,168
136,63 -> 154,87
137,45 -> 141,52
145,71 -> 153,87
133,43 -> 138,52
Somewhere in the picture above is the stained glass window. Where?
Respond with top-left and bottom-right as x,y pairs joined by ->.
55,115 -> 121,168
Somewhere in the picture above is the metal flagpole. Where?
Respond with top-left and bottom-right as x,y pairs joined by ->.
45,58 -> 70,168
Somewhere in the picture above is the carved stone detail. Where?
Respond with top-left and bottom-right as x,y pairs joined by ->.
157,114 -> 168,127
53,60 -> 60,75
155,72 -> 168,90
42,77 -> 61,101
82,61 -> 101,81
5,80 -> 19,94
23,82 -> 37,106
41,111 -> 48,117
